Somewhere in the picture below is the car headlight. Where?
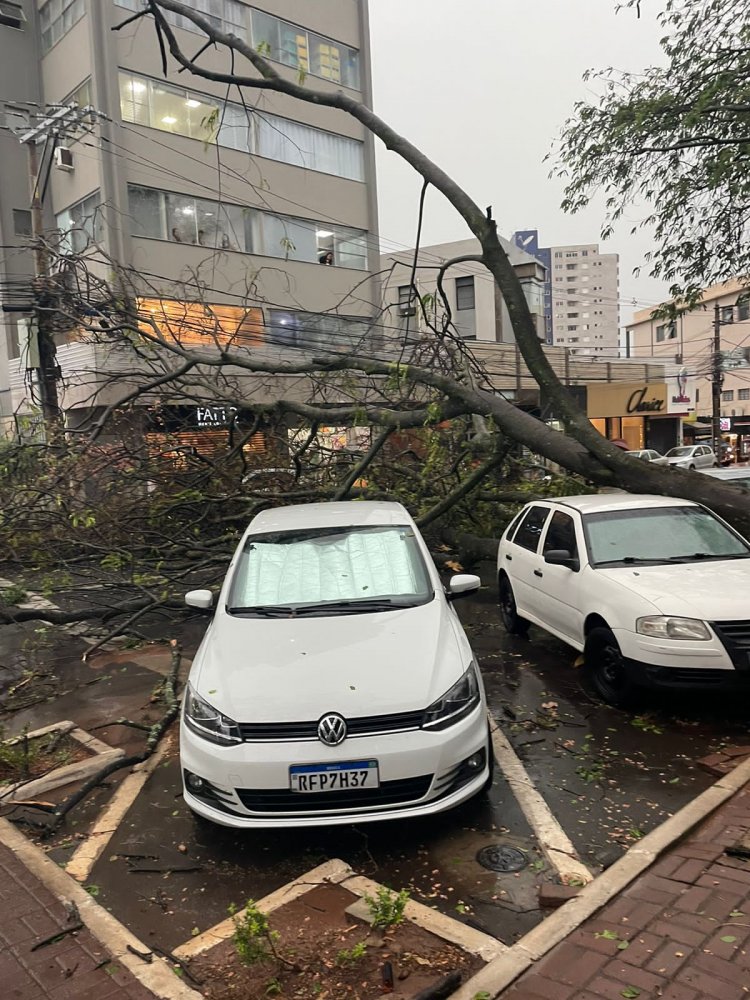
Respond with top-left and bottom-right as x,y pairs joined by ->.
183,684 -> 241,745
636,617 -> 711,641
422,663 -> 481,730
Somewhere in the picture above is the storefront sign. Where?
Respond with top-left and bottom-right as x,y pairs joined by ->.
195,405 -> 238,428
625,387 -> 665,414
587,382 -> 668,419
721,418 -> 732,432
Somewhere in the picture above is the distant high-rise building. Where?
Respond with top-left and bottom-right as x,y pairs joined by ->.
512,230 -> 620,356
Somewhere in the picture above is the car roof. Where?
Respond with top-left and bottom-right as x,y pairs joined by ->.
537,494 -> 698,515
247,501 -> 412,532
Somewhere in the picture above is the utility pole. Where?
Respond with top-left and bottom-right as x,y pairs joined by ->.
712,301 -> 724,458
3,101 -> 108,434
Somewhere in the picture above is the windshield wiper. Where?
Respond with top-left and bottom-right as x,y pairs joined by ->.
668,552 -> 750,563
293,597 -> 424,615
227,605 -> 297,617
595,556 -> 661,566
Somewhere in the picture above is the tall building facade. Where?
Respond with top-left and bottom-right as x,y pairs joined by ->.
0,0 -> 379,435
512,230 -> 620,356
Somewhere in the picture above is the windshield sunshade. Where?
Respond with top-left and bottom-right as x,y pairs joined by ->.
228,525 -> 433,613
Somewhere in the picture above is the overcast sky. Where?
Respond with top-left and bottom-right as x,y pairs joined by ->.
368,0 -> 667,322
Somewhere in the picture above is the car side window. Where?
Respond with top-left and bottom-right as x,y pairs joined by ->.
543,511 -> 579,559
512,506 -> 550,553
504,509 -> 526,542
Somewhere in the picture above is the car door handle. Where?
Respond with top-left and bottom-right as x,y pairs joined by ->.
505,554 -> 512,561
534,569 -> 543,578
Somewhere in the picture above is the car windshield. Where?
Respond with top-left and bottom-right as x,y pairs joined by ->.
227,524 -> 434,615
584,506 -> 750,566
665,447 -> 694,457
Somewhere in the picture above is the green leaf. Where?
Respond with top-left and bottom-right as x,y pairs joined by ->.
595,929 -> 619,940
720,935 -> 737,943
621,989 -> 641,999
617,940 -> 630,950
730,910 -> 744,917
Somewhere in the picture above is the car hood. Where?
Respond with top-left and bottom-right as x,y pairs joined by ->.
191,599 -> 470,722
666,456 -> 691,464
597,560 -> 750,620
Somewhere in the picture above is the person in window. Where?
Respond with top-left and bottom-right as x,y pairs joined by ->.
198,229 -> 207,246
318,249 -> 334,265
171,227 -> 183,242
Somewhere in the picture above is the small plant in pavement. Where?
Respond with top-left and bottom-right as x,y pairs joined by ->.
363,885 -> 410,929
336,940 -> 367,966
229,900 -> 277,965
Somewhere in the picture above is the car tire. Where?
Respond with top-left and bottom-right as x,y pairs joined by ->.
498,575 -> 529,636
584,626 -> 639,709
688,464 -> 696,470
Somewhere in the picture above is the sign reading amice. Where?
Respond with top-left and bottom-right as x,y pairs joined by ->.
586,383 -> 668,419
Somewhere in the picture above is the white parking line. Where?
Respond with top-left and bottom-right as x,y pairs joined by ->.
490,722 -> 593,885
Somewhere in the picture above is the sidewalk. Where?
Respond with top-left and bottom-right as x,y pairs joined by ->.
0,839 -> 154,1000
501,783 -> 750,999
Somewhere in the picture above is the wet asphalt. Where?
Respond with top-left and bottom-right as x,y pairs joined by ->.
2,566 -> 749,950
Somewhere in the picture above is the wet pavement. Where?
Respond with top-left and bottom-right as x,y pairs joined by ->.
1,563 -> 749,954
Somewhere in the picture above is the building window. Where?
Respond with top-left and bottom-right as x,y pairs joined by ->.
581,250 -> 588,257
119,71 -> 364,181
739,388 -> 750,400
655,322 -> 676,342
250,9 -> 360,88
565,252 -> 577,258
55,192 -> 103,253
565,263 -> 577,270
554,252 -> 562,258
722,390 -> 735,402
0,1 -> 24,29
455,276 -> 475,311
67,79 -> 92,107
128,184 -> 368,269
115,0 -> 248,40
721,305 -> 735,324
568,336 -> 579,342
266,309 -> 372,351
567,312 -> 579,318
12,209 -> 31,236
738,299 -> 750,321
567,325 -> 577,331
40,0 -> 84,52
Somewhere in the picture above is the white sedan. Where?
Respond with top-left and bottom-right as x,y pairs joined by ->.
181,501 -> 491,827
625,449 -> 669,466
665,444 -> 718,469
497,495 -> 750,706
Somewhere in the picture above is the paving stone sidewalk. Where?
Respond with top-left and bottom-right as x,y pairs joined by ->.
502,783 -> 750,999
0,840 -> 155,1000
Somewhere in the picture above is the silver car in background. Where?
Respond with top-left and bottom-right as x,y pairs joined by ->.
665,445 -> 718,470
625,449 -> 669,466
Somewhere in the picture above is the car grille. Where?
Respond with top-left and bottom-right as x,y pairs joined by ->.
710,620 -> 750,671
646,667 -> 738,685
237,710 -> 424,743
235,774 -> 433,813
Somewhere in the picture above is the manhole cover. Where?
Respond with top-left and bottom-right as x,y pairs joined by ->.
476,844 -> 528,873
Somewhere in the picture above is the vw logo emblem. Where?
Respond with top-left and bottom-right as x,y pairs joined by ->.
317,713 -> 347,747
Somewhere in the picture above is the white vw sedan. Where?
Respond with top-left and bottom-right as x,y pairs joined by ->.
181,501 -> 491,827
497,495 -> 750,706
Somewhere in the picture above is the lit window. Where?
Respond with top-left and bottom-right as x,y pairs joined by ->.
55,192 -> 103,252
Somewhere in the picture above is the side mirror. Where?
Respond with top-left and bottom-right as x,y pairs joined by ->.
544,549 -> 580,571
185,589 -> 214,612
446,574 -> 481,601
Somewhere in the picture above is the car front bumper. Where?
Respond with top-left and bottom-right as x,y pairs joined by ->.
179,704 -> 489,828
613,627 -> 748,689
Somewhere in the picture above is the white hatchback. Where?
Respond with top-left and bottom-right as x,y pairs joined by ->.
181,501 -> 491,828
497,495 -> 750,706
665,445 -> 718,469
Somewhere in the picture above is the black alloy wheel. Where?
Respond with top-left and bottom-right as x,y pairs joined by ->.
498,576 -> 529,636
584,626 -> 638,708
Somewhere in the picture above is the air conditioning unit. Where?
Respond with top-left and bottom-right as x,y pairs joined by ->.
54,146 -> 74,171
0,1 -> 25,29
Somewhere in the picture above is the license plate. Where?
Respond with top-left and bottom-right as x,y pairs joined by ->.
289,760 -> 379,793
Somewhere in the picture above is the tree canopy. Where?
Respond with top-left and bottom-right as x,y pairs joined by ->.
556,0 -> 750,302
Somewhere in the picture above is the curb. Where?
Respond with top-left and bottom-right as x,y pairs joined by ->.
0,817 -> 201,1000
452,754 -> 750,999
175,859 -> 506,965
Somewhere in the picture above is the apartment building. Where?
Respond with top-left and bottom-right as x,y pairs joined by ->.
380,237 -> 547,345
512,230 -> 620,356
0,0 -> 379,440
626,278 -> 750,459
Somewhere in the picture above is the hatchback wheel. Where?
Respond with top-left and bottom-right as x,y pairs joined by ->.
498,576 -> 529,636
584,626 -> 638,708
